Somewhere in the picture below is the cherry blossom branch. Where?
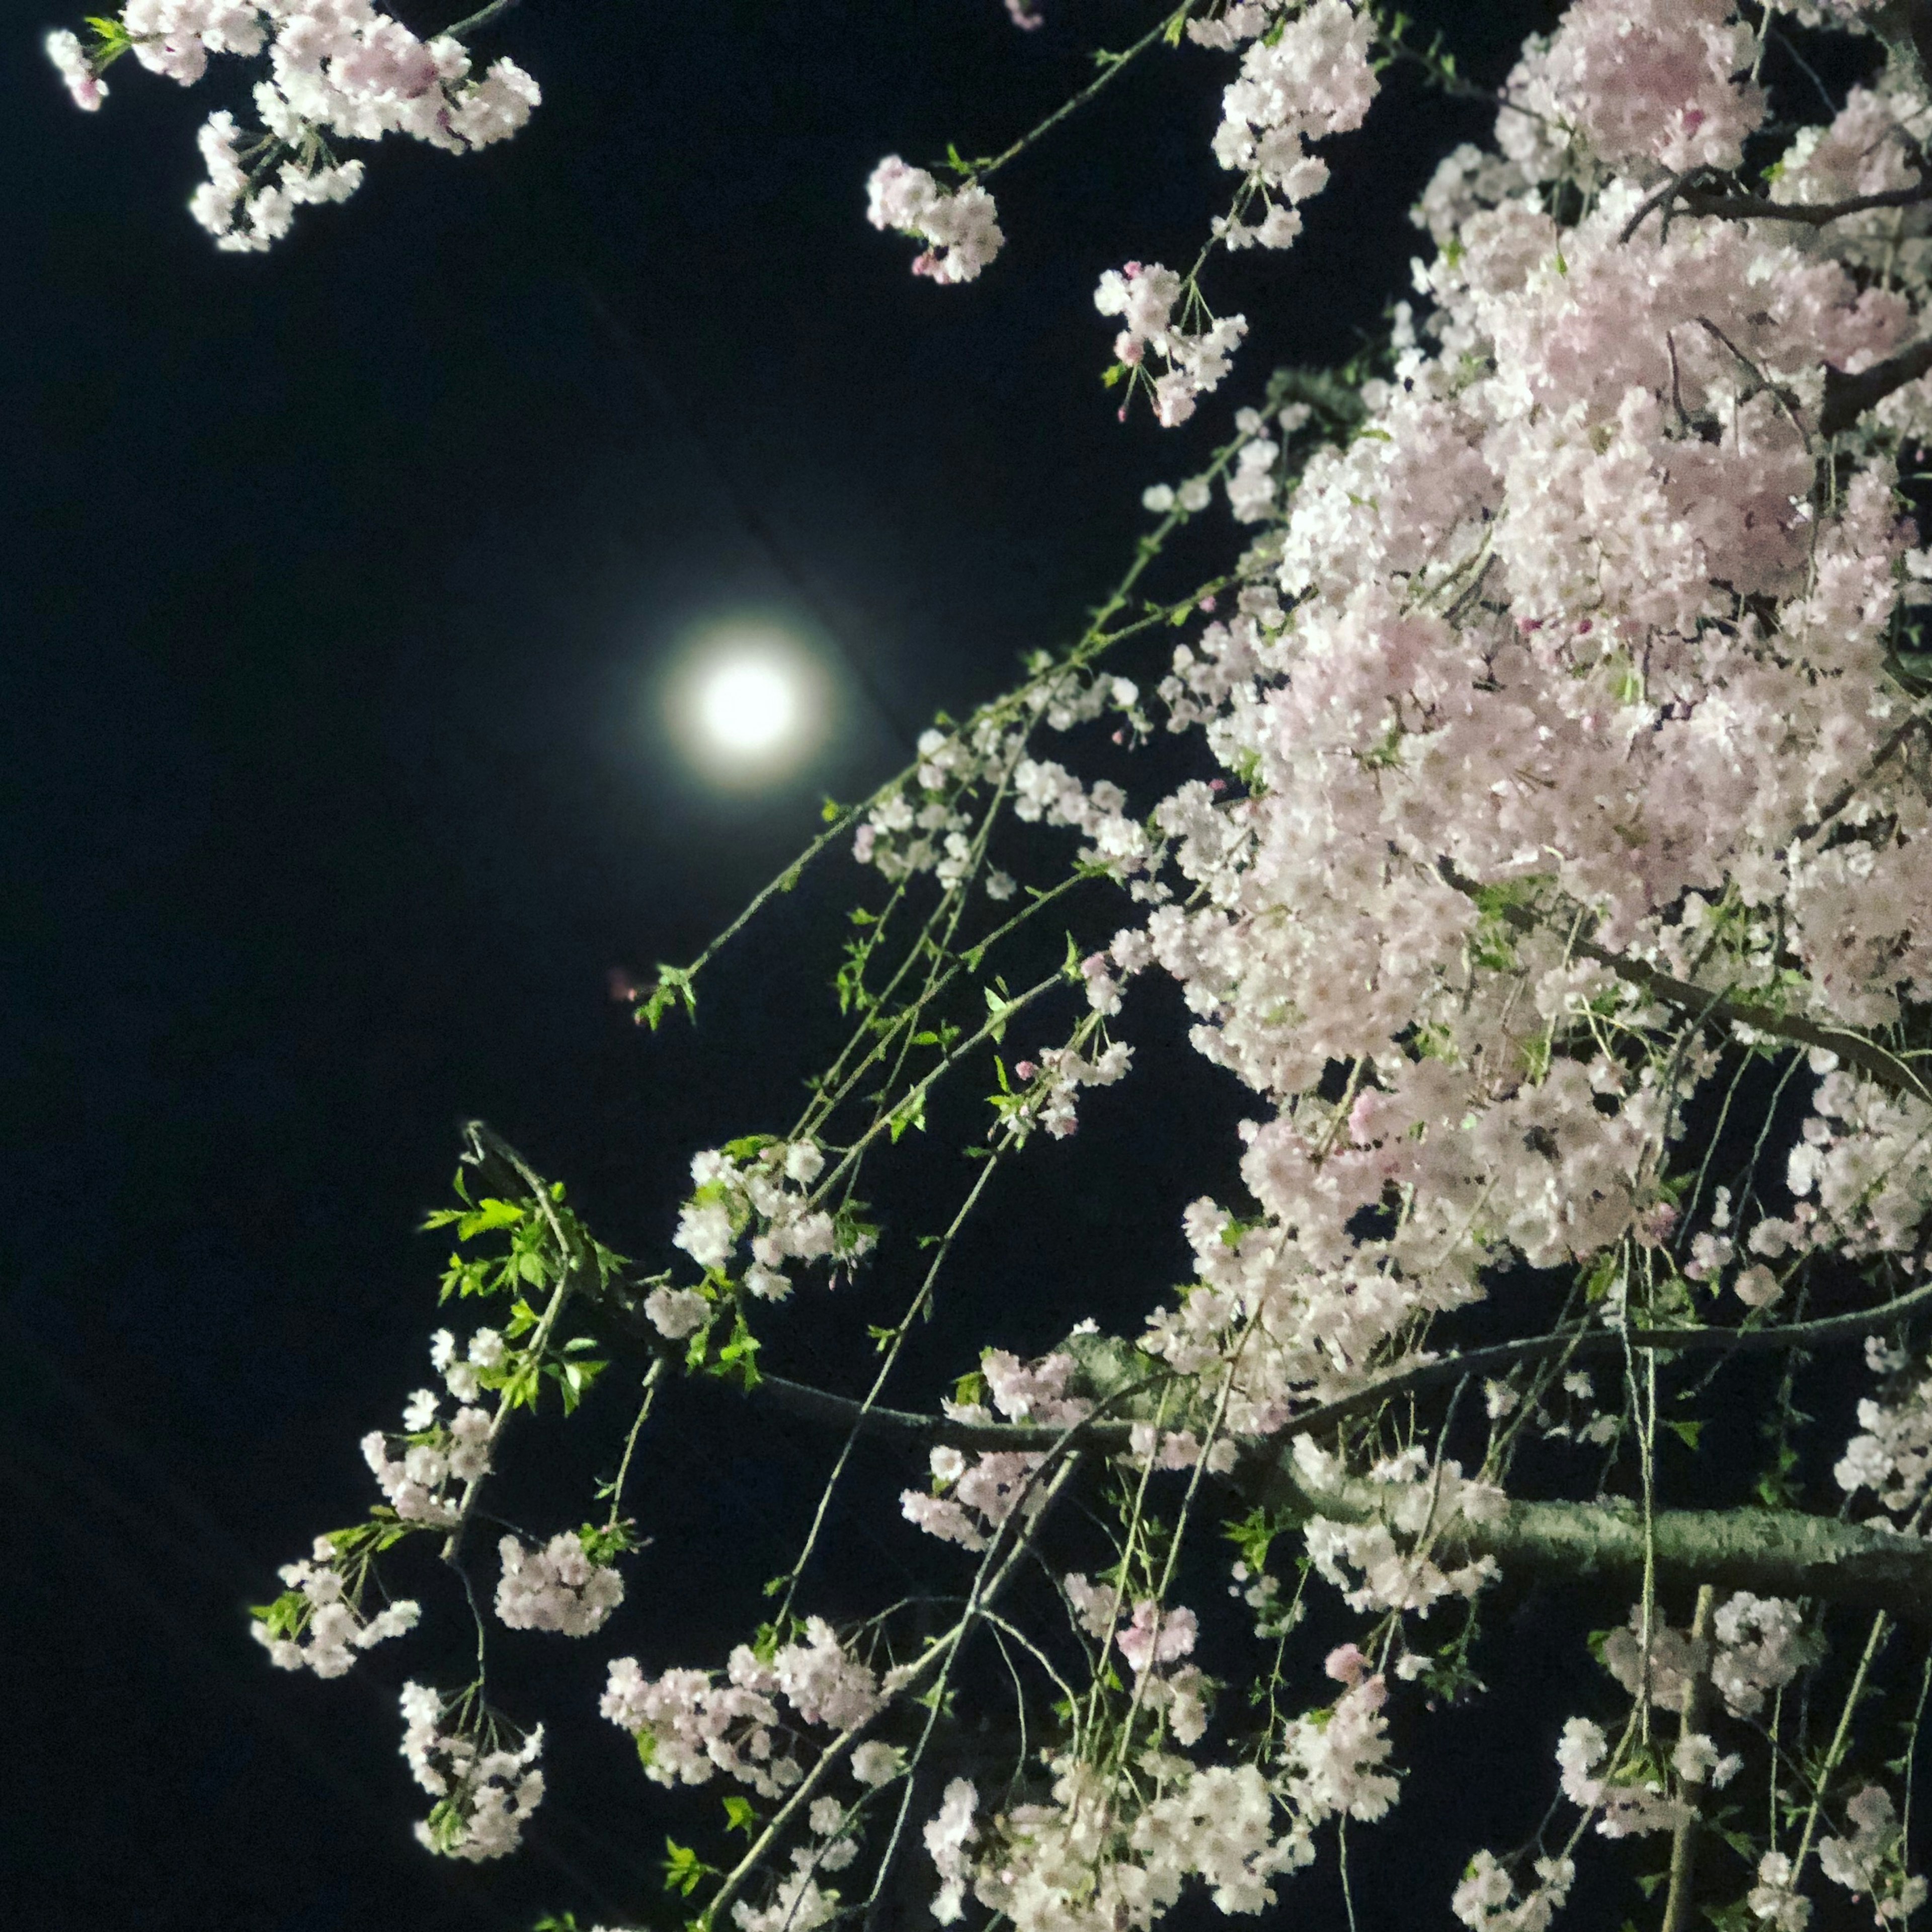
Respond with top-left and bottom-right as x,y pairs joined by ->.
1683,179 -> 1932,228
1790,709 -> 1932,846
1435,860 -> 1932,1105
554,1241 -> 1932,1465
438,1121 -> 584,1563
695,1451 -> 1084,1931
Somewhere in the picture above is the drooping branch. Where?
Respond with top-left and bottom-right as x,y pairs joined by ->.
570,1271 -> 1932,1461
467,1124 -> 1932,1615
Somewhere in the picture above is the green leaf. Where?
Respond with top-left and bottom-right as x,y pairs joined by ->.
722,1795 -> 758,1837
1664,1418 -> 1704,1452
641,964 -> 698,1031
456,1197 -> 527,1241
661,1838 -> 714,1898
713,1309 -> 763,1390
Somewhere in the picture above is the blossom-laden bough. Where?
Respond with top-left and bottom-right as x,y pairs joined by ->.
45,0 -> 537,250
61,0 -> 1932,1927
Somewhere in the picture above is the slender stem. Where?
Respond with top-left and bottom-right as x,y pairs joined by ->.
1791,1612 -> 1893,1885
971,4 -> 1200,185
697,1452 -> 1084,1930
439,1124 -> 584,1562
441,0 -> 519,39
775,1152 -> 1005,1624
605,1359 -> 664,1531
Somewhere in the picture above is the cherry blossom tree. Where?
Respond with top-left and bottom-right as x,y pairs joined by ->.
47,2 -> 1932,1929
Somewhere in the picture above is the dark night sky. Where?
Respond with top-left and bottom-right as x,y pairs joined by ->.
6,5 -> 1559,1927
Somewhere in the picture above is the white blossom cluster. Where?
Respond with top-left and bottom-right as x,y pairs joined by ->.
647,1137 -> 870,1337
600,1617 -> 884,1799
903,1349 -> 1092,1549
1710,1593 -> 1819,1719
399,1681 -> 545,1861
1597,1593 -> 1810,1736
854,718 -> 1024,884
865,156 -> 1004,285
46,0 -> 538,251
963,1752 -> 1303,1929
1555,1717 -> 1688,1838
360,1327 -> 500,1524
1298,1439 -> 1505,1616
252,1533 -> 420,1676
1452,1849 -> 1577,1932
494,1531 -> 624,1636
1819,1786 -> 1929,1924
1751,1850 -> 1816,1932
924,1776 -> 979,1925
950,1643 -> 1393,1929
1003,1037 -> 1136,1143
1206,0 -> 1377,244
1837,1341 -> 1932,1513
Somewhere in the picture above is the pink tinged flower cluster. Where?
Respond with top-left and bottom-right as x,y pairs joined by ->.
866,156 -> 1004,284
494,1531 -> 624,1636
1278,1660 -> 1398,1843
399,1681 -> 545,1861
45,29 -> 106,109
902,1351 -> 1092,1549
48,0 -> 539,252
1095,264 -> 1247,428
600,1618 -> 882,1800
1096,31 -> 1932,1535
1502,0 -> 1764,179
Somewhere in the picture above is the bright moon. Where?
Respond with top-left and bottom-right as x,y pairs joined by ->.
698,654 -> 797,754
666,618 -> 825,784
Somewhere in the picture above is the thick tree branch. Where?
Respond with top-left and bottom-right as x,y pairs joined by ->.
1254,1457 -> 1932,1621
1821,335 -> 1932,437
1677,181 -> 1932,230
1662,1585 -> 1718,1932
